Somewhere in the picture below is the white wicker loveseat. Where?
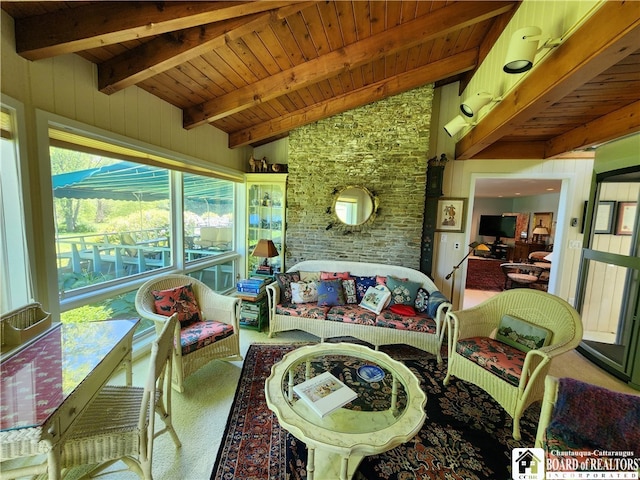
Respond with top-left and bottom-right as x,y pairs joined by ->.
266,260 -> 451,362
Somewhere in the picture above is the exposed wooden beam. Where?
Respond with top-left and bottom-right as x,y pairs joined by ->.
98,2 -> 314,94
228,49 -> 478,148
98,14 -> 264,94
184,1 -> 515,129
545,100 -> 640,157
456,0 -> 640,159
15,1 -> 297,61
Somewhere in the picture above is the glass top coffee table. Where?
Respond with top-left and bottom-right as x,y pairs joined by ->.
265,343 -> 426,480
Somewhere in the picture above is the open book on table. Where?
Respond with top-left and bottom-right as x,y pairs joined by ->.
292,371 -> 358,417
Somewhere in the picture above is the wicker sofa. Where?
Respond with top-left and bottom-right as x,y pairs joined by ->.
265,260 -> 451,362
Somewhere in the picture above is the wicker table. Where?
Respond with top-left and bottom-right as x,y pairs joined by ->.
0,319 -> 138,479
265,343 -> 426,480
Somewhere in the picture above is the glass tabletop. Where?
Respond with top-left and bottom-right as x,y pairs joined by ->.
0,320 -> 137,431
280,347 -> 410,434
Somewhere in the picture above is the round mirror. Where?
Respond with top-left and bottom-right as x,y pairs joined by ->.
333,186 -> 377,226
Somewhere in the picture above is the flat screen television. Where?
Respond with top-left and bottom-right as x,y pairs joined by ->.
478,214 -> 517,243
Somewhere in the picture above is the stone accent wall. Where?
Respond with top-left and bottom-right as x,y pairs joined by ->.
286,84 -> 434,269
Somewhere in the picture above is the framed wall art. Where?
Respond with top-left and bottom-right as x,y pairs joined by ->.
436,198 -> 466,233
594,200 -> 615,234
615,201 -> 637,235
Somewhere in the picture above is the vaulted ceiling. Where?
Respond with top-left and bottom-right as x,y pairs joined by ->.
3,1 -> 639,158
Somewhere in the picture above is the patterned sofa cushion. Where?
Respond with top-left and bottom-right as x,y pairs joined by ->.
325,305 -> 376,325
456,337 -> 526,386
276,302 -> 330,319
375,311 -> 437,333
179,321 -> 234,355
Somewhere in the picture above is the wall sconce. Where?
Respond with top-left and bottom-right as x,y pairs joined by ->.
443,115 -> 475,137
460,92 -> 501,118
503,26 -> 562,74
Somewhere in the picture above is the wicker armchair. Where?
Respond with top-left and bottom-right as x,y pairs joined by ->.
443,289 -> 583,440
135,274 -> 241,392
60,314 -> 181,480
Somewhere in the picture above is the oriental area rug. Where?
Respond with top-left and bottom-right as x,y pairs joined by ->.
466,258 -> 505,292
210,342 -> 539,480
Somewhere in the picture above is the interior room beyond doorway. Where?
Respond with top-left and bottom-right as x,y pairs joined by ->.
463,177 -> 562,308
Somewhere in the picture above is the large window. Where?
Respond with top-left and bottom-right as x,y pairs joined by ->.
1,105 -> 32,313
49,131 -> 239,337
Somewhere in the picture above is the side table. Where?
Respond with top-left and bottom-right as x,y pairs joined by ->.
236,292 -> 268,331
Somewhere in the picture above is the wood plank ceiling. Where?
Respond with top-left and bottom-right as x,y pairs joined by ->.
3,1 -> 639,158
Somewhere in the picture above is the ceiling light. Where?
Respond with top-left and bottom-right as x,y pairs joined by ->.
460,92 -> 496,118
503,26 -> 562,74
443,115 -> 475,137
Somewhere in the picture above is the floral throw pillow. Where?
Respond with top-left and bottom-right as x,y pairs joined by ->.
354,276 -> 377,302
342,278 -> 357,304
386,276 -> 421,306
317,279 -> 346,306
415,287 -> 430,313
290,281 -> 318,304
275,271 -> 300,304
320,271 -> 351,280
152,283 -> 200,327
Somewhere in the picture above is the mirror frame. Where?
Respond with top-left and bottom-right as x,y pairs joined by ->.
328,185 -> 379,232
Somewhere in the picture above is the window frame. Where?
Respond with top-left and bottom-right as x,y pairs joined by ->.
33,110 -> 244,334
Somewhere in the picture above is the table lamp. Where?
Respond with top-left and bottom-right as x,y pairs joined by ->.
445,241 -> 490,306
252,239 -> 279,274
532,222 -> 549,243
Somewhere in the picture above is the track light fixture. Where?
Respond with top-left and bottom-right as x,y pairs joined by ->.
443,115 -> 475,137
460,92 -> 500,118
503,26 -> 562,74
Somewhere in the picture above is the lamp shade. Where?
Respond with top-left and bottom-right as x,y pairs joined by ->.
532,226 -> 549,235
460,92 -> 494,118
251,239 -> 279,258
443,115 -> 469,137
503,26 -> 542,74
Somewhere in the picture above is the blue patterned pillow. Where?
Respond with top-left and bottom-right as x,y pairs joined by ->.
317,279 -> 346,306
415,287 -> 430,313
386,276 -> 421,306
426,291 -> 449,317
354,276 -> 377,302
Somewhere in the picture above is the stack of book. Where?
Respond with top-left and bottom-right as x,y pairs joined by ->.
255,264 -> 273,274
236,277 -> 267,300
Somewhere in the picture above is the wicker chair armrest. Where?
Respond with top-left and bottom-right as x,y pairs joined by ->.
519,349 -> 550,389
197,287 -> 240,327
266,283 -> 280,312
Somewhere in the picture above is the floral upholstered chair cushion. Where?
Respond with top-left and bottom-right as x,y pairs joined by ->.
179,321 -> 234,355
456,336 -> 526,386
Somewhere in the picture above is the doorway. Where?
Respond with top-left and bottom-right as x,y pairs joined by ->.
462,175 -> 565,308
